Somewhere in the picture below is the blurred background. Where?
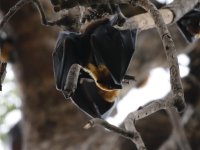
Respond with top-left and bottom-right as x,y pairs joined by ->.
0,0 -> 200,150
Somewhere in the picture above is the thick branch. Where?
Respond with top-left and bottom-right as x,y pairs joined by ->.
121,0 -> 199,30
136,0 -> 185,111
165,0 -> 200,22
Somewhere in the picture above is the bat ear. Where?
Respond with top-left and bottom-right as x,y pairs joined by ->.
177,9 -> 200,42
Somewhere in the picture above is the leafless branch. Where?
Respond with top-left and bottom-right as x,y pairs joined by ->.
165,0 -> 200,22
123,0 -> 187,149
138,0 -> 185,110
118,0 -> 199,30
84,118 -> 147,149
85,95 -> 172,149
84,118 -> 134,140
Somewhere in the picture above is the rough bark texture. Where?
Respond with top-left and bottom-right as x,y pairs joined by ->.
0,0 -> 200,150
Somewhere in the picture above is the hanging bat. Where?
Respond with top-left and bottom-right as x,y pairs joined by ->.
177,8 -> 200,42
0,0 -> 137,118
53,16 -> 137,118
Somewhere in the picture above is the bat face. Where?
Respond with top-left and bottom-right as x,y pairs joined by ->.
53,17 -> 137,118
177,9 -> 200,42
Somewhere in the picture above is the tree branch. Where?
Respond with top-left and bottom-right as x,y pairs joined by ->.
84,118 -> 134,140
120,0 -> 199,30
121,0 -> 188,149
1,0 -> 198,32
165,0 -> 200,22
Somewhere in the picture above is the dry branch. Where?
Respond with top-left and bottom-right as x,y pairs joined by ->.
121,0 -> 199,30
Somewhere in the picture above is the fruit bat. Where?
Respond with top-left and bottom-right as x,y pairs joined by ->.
53,16 -> 137,118
177,8 -> 200,42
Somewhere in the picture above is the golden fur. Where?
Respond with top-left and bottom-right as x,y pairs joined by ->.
83,63 -> 119,102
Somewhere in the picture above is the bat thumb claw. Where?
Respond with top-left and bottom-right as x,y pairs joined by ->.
83,121 -> 94,129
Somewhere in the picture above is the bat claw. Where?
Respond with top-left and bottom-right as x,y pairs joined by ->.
62,89 -> 74,98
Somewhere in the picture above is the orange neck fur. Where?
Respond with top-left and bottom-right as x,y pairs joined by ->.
83,63 -> 119,102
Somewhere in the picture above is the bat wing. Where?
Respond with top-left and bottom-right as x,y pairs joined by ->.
52,31 -> 90,90
90,23 -> 137,86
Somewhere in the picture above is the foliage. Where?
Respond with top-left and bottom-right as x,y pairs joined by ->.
0,64 -> 20,141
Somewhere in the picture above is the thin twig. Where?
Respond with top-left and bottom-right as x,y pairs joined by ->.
84,118 -> 134,139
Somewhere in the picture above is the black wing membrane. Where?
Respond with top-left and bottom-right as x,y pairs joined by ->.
72,80 -> 116,118
52,32 -> 90,90
90,22 -> 137,86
